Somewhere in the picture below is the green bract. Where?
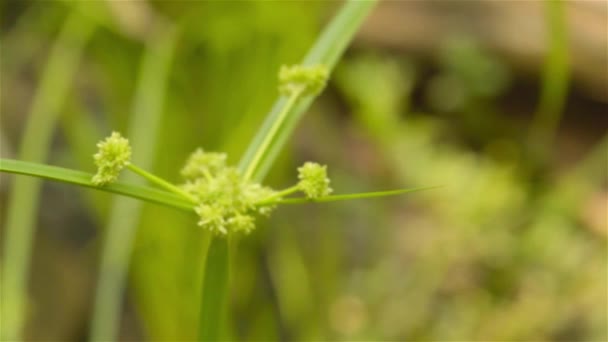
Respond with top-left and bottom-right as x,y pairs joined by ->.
279,64 -> 329,96
92,132 -> 132,186
297,162 -> 332,199
180,149 -> 276,235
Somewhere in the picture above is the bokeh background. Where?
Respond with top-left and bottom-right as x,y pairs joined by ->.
1,1 -> 606,341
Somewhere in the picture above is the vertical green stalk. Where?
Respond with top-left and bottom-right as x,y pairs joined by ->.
530,0 -> 569,150
198,237 -> 230,341
0,12 -> 94,341
89,25 -> 178,341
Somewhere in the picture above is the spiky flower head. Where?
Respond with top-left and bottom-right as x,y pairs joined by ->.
279,64 -> 329,97
92,132 -> 131,186
297,162 -> 332,199
180,149 -> 276,235
181,148 -> 227,181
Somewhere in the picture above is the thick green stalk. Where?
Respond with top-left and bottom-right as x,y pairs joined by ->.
89,26 -> 178,341
0,13 -> 94,340
198,237 -> 230,341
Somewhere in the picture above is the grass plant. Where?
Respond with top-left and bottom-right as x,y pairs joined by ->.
0,1 -> 439,340
2,0 -> 599,340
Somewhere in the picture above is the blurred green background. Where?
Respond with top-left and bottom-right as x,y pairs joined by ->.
1,0 -> 606,341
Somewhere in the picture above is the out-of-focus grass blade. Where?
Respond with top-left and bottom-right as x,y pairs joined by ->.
89,25 -> 179,341
238,0 -> 377,182
529,0 -> 569,151
0,12 -> 94,341
0,159 -> 193,211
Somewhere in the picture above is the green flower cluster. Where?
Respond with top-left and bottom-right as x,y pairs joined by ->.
91,133 -> 337,236
180,149 -> 277,235
92,132 -> 131,186
86,61 -> 429,237
278,64 -> 329,97
297,162 -> 332,199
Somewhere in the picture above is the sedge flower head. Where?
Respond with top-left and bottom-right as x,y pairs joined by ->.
297,162 -> 332,199
180,149 -> 276,235
181,148 -> 227,181
92,132 -> 131,186
279,64 -> 329,97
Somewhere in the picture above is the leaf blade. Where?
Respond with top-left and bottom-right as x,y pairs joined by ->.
0,159 -> 193,211
267,186 -> 442,205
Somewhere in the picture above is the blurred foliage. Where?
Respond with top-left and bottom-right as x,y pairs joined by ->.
1,1 -> 606,341
332,52 -> 606,340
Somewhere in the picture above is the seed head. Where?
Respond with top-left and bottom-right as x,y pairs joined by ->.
297,162 -> 332,199
181,151 -> 276,235
279,64 -> 329,96
92,132 -> 131,186
181,148 -> 227,181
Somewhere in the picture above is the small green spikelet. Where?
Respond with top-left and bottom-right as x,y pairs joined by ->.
92,132 -> 131,186
279,64 -> 329,97
181,148 -> 227,181
180,149 -> 276,235
297,162 -> 332,199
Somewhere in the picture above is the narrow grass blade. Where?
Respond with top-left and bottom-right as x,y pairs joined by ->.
529,0 -> 569,151
89,25 -> 178,341
0,12 -> 94,340
267,186 -> 441,205
0,159 -> 193,211
238,0 -> 377,182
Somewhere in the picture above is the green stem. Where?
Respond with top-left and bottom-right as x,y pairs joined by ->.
127,163 -> 196,203
257,184 -> 300,204
243,90 -> 302,181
